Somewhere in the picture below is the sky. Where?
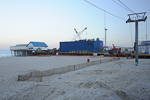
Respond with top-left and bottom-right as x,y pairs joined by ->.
0,0 -> 150,49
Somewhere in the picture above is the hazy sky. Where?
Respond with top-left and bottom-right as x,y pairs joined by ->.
0,0 -> 150,49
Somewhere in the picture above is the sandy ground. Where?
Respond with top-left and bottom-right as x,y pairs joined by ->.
0,56 -> 150,100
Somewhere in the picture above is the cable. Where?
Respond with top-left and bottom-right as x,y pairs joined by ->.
118,0 -> 135,14
84,0 -> 126,20
146,18 -> 147,42
112,0 -> 133,13
130,23 -> 133,46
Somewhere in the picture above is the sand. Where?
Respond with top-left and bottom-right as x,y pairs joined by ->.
0,56 -> 150,100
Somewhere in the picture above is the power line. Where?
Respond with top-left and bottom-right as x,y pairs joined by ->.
111,0 -> 133,13
118,0 -> 135,14
84,0 -> 126,20
116,0 -> 138,48
111,0 -> 136,47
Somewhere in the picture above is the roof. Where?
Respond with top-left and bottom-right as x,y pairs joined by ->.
16,44 -> 28,46
141,41 -> 150,45
139,44 -> 150,46
28,42 -> 48,47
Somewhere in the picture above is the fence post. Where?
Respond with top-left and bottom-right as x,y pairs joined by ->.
54,68 -> 55,74
30,72 -> 32,77
68,65 -> 70,72
74,65 -> 75,70
79,64 -> 80,69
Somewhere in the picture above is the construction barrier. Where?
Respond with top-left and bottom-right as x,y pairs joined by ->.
18,57 -> 120,82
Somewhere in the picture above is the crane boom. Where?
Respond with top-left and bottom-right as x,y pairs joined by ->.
74,28 -> 78,34
80,27 -> 87,34
73,27 -> 87,40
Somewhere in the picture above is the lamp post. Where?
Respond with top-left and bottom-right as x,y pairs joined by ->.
105,28 -> 107,52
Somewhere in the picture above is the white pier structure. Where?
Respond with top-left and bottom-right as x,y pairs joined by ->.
10,42 -> 48,56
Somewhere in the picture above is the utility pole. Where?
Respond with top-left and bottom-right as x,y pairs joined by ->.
126,12 -> 147,66
105,28 -> 107,52
146,20 -> 147,44
146,34 -> 147,42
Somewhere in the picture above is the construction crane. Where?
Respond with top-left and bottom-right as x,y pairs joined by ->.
73,27 -> 87,40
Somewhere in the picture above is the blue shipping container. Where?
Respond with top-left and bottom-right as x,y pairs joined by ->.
60,40 -> 103,53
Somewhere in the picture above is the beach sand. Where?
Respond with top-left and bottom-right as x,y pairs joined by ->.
0,56 -> 150,100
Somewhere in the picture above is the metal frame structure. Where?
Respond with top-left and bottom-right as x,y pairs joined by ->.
126,12 -> 147,66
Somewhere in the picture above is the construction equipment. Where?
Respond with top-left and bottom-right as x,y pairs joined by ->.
73,27 -> 87,40
108,44 -> 126,57
108,44 -> 120,54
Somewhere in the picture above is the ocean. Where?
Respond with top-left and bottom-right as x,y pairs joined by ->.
0,50 -> 12,58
